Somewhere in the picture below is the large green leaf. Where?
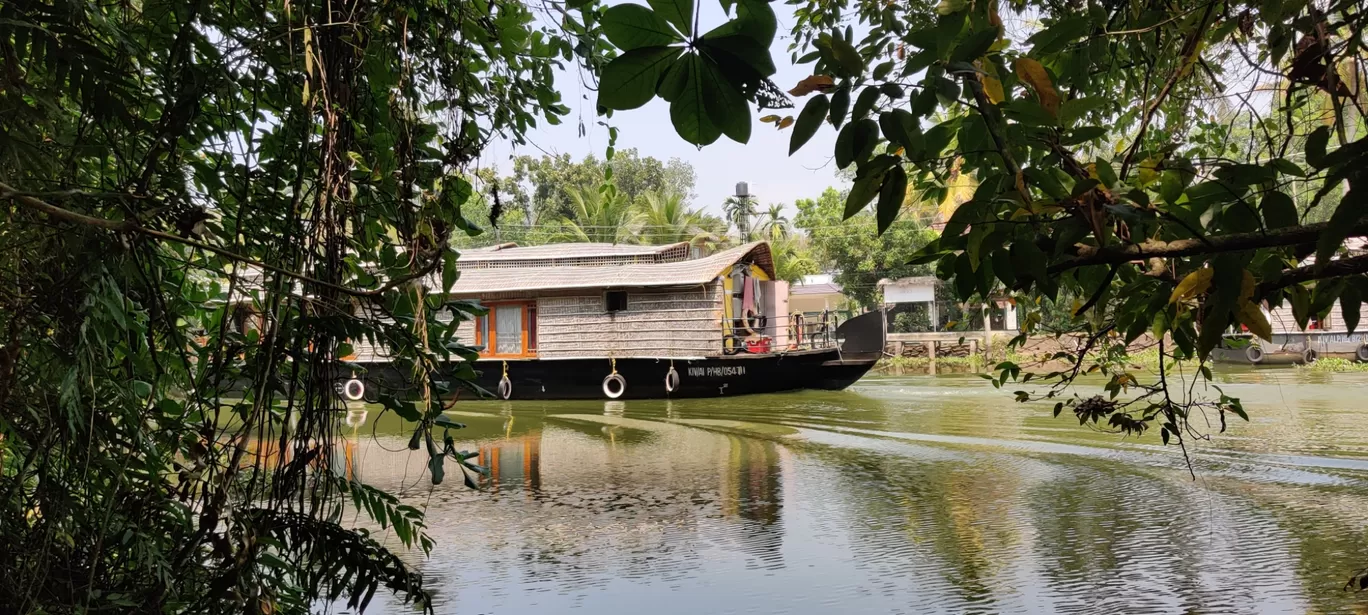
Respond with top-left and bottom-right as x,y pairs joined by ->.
950,28 -> 998,62
1259,191 -> 1298,228
834,121 -> 855,168
602,4 -> 683,50
699,56 -> 751,144
789,94 -> 828,155
1004,99 -> 1057,127
1027,15 -> 1091,55
829,86 -> 850,127
657,55 -> 690,101
1315,181 -> 1363,266
1343,282 -> 1362,334
876,165 -> 908,235
598,46 -> 682,110
1305,126 -> 1330,168
1059,97 -> 1106,126
852,86 -> 879,120
1214,164 -> 1276,186
834,118 -> 878,169
879,109 -> 921,156
699,34 -> 775,76
703,0 -> 777,47
669,55 -> 722,145
829,34 -> 864,76
648,0 -> 695,37
845,168 -> 885,219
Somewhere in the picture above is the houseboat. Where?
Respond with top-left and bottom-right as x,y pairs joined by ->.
1214,299 -> 1368,364
344,241 -> 884,400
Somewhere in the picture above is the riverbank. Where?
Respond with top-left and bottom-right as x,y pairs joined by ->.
877,334 -> 1179,374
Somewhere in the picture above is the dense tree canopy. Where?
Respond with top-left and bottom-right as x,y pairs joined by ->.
596,0 -> 1368,453
0,0 -> 577,610
499,148 -> 697,222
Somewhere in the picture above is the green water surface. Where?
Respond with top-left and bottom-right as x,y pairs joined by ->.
337,368 -> 1368,614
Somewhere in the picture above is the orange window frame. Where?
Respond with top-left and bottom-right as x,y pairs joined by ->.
474,301 -> 537,358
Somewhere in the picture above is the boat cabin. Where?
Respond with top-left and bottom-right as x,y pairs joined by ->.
347,241 -> 840,363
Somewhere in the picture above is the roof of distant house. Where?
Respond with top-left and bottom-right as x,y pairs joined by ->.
430,242 -> 776,295
791,281 -> 843,296
877,276 -> 938,287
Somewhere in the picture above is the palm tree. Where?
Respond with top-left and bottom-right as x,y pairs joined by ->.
553,184 -> 634,243
690,213 -> 733,256
903,159 -> 978,227
632,190 -> 732,255
757,203 -> 790,240
722,194 -> 759,241
768,234 -> 818,284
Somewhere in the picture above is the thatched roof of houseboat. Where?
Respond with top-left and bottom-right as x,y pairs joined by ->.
434,241 -> 775,295
459,242 -> 691,264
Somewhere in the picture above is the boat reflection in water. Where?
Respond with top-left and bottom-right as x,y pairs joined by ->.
476,424 -> 542,493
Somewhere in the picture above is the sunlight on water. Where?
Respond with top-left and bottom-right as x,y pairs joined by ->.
332,369 -> 1368,614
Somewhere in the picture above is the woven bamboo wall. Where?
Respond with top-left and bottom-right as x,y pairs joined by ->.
536,284 -> 724,359
347,310 -> 461,363
1267,301 -> 1354,334
346,285 -> 725,361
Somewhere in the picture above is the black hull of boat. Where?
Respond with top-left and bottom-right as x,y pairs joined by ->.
351,348 -> 878,401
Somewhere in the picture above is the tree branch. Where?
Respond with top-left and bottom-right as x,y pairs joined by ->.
1073,263 -> 1120,316
1118,1 -> 1219,178
0,182 -> 438,298
1049,220 -> 1368,273
959,71 -> 1030,202
1255,253 -> 1368,297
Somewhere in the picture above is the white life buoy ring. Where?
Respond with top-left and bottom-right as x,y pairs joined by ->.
498,375 -> 512,400
603,373 -> 626,399
1356,343 -> 1368,362
1302,347 -> 1319,364
343,378 -> 365,401
1244,345 -> 1264,364
665,367 -> 680,393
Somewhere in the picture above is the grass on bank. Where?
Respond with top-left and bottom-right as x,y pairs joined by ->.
1297,357 -> 1368,372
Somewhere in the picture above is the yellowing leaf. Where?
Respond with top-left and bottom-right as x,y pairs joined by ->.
1179,40 -> 1205,78
303,27 -> 314,77
759,114 -> 781,123
1238,270 -> 1255,304
936,0 -> 967,15
777,116 -> 795,129
1169,268 -> 1213,304
979,61 -> 1005,104
788,75 -> 835,96
1137,157 -> 1162,187
1237,301 -> 1272,341
1013,58 -> 1059,117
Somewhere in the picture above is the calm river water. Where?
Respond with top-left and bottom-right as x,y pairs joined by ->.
341,368 -> 1368,614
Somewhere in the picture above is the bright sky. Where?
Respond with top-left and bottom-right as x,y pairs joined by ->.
480,1 -> 847,218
